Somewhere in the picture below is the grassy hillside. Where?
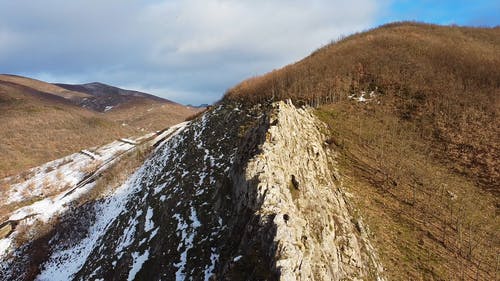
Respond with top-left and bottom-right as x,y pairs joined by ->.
225,22 -> 499,192
0,74 -> 90,100
317,102 -> 498,280
224,22 -> 499,280
0,77 -> 198,178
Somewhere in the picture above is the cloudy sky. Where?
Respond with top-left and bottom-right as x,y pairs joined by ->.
0,0 -> 498,104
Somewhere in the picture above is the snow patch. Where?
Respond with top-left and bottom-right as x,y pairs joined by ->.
144,207 -> 154,232
0,238 -> 12,258
173,206 -> 202,281
348,91 -> 377,103
35,181 -> 133,281
127,250 -> 150,281
204,249 -> 219,281
34,122 -> 189,280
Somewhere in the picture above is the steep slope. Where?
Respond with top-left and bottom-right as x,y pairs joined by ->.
0,75 -> 199,178
0,101 -> 383,281
223,22 -> 499,280
0,124 -> 187,280
2,22 -> 498,281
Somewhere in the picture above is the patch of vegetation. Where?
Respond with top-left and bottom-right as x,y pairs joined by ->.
316,102 -> 499,280
82,116 -> 111,128
77,144 -> 153,204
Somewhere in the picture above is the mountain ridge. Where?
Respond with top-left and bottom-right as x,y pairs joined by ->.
224,21 -> 500,193
55,82 -> 174,112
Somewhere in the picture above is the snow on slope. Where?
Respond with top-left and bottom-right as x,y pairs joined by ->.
2,141 -> 135,205
25,104 -> 259,281
35,122 -> 188,280
2,101 -> 384,280
0,123 -> 187,265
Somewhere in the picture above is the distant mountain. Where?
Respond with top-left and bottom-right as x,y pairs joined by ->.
55,82 -> 174,112
0,74 -> 180,112
186,103 -> 210,108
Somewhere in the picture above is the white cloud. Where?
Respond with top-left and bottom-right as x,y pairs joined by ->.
0,28 -> 22,54
0,0 -> 381,104
143,0 -> 378,64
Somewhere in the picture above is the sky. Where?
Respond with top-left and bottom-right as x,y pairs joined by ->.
0,1 -> 498,105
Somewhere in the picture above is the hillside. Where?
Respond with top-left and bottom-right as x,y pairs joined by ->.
0,22 -> 498,281
0,75 -> 199,178
55,82 -> 172,112
225,22 -> 499,280
0,75 -> 91,101
225,22 -> 500,192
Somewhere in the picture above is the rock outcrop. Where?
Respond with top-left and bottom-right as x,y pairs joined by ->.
230,100 -> 384,280
0,100 -> 384,281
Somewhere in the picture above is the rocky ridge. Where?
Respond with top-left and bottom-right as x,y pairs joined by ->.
235,100 -> 384,280
0,100 -> 384,280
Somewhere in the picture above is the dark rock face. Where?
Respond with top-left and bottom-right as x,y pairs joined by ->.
291,175 -> 300,190
70,104 -> 269,280
28,103 -> 276,281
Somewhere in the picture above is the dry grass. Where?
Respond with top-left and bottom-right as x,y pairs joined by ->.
0,74 -> 90,100
222,21 -> 499,279
13,218 -> 58,248
184,107 -> 209,121
316,102 -> 499,280
80,160 -> 103,175
224,21 -> 500,193
77,144 -> 152,204
0,80 -> 199,178
104,99 -> 199,131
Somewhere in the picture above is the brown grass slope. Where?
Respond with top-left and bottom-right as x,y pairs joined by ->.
0,74 -> 91,100
224,22 -> 499,280
225,22 -> 500,193
0,76 -> 198,178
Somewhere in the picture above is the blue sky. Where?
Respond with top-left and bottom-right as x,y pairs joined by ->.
381,1 -> 500,26
0,1 -> 498,105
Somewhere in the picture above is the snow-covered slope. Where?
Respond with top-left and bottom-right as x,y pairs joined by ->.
0,124 -> 186,270
0,101 -> 384,281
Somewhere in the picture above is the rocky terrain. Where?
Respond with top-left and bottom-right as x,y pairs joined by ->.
0,100 -> 384,280
224,23 -> 499,280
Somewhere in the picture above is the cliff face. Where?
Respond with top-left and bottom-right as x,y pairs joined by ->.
232,101 -> 384,280
1,101 -> 383,281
